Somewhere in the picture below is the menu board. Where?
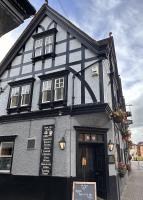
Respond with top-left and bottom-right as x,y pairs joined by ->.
39,125 -> 54,176
72,182 -> 97,200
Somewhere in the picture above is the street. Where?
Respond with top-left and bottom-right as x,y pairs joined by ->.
121,161 -> 143,200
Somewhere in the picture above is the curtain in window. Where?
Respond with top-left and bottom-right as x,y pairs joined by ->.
10,87 -> 19,108
21,85 -> 30,106
35,39 -> 43,57
42,80 -> 52,102
54,78 -> 64,101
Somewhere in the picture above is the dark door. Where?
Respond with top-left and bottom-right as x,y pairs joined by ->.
77,143 -> 107,199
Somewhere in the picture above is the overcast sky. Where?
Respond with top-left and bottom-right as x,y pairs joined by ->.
0,0 -> 143,143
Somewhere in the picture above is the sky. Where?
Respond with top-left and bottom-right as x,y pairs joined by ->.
0,0 -> 143,143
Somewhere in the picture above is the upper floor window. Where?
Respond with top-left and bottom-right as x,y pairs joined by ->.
35,38 -> 43,57
7,78 -> 35,113
39,70 -> 68,109
54,77 -> 64,101
32,28 -> 57,61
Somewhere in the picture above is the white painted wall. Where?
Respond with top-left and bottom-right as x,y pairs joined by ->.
103,59 -> 112,108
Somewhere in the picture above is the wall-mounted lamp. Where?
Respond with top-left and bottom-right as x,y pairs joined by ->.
108,140 -> 114,151
59,137 -> 66,150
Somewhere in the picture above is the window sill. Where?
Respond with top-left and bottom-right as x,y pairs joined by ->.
32,52 -> 55,62
0,170 -> 10,174
39,100 -> 67,110
7,105 -> 31,114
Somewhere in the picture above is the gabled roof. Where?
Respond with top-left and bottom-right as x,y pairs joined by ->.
0,3 -> 110,77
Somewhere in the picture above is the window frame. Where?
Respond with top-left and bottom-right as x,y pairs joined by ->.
7,77 -> 35,113
0,135 -> 17,174
32,28 -> 57,62
39,70 -> 69,110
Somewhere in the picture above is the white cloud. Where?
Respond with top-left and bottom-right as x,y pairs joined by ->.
70,0 -> 143,143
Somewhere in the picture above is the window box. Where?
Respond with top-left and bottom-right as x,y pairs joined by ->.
32,28 -> 57,62
39,70 -> 69,110
7,77 -> 35,113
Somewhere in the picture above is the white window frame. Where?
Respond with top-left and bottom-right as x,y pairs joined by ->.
10,87 -> 20,108
34,38 -> 43,57
45,35 -> 54,54
42,80 -> 52,103
20,84 -> 31,107
54,77 -> 64,101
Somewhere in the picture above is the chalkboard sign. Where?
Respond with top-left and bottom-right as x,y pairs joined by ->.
39,125 -> 54,176
72,182 -> 97,200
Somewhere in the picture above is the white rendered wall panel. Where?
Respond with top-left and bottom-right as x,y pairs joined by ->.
69,39 -> 81,50
85,49 -> 95,59
39,16 -> 53,30
21,64 -> 32,74
44,58 -> 52,69
103,59 -> 112,108
1,70 -> 8,80
55,55 -> 66,66
0,85 -> 9,115
69,51 -> 81,63
56,25 -> 67,42
11,55 -> 22,66
24,37 -> 34,52
31,77 -> 40,111
10,67 -> 20,77
55,42 -> 66,54
23,53 -> 32,63
34,61 -> 42,71
85,61 -> 100,103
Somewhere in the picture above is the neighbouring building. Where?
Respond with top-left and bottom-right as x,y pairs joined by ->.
130,143 -> 137,158
0,0 -> 36,37
137,142 -> 143,157
0,2 -> 131,200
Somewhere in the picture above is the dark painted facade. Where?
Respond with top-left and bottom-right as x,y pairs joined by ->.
0,0 -> 35,37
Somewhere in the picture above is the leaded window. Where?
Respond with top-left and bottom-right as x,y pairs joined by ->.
34,38 -> 43,57
32,28 -> 57,61
42,80 -> 52,103
41,77 -> 64,103
8,78 -> 35,113
45,35 -> 54,54
10,87 -> 19,108
21,85 -> 31,106
54,78 -> 64,101
39,70 -> 68,109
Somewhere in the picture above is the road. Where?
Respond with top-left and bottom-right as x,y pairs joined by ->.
121,161 -> 143,200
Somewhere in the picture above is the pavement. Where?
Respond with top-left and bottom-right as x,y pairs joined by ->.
121,161 -> 143,200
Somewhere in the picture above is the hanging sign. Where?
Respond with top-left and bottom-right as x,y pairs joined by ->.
72,182 -> 97,200
39,125 -> 54,176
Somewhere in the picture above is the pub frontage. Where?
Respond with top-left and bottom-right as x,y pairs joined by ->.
0,2 -> 131,200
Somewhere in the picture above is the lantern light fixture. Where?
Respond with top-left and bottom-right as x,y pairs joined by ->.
59,137 -> 66,150
108,139 -> 114,151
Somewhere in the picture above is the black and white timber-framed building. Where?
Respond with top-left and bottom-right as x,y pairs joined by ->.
0,2 -> 130,200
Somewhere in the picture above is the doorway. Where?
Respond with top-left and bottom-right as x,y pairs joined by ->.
76,129 -> 108,199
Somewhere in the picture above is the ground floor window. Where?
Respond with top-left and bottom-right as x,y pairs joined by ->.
0,136 -> 16,173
